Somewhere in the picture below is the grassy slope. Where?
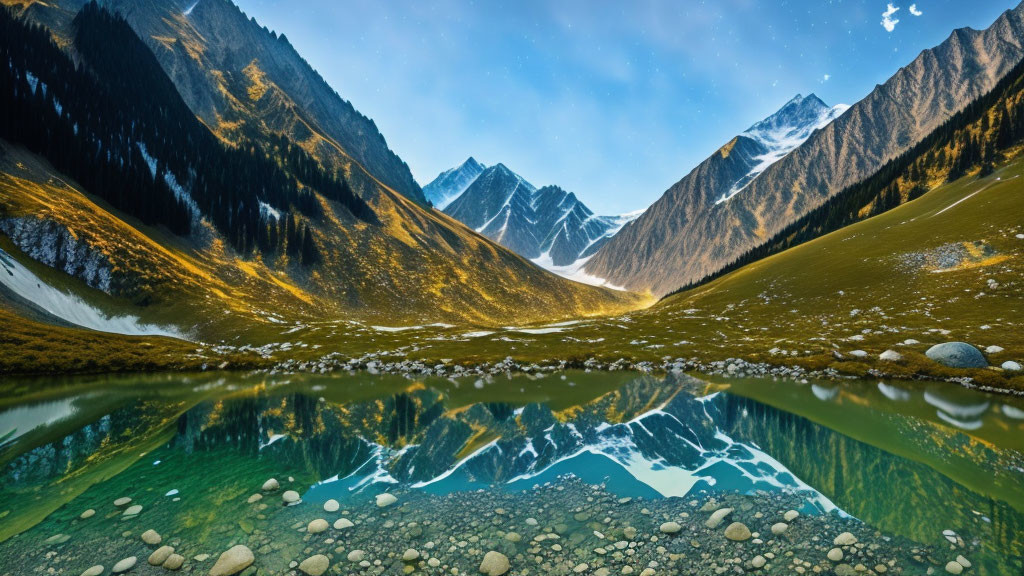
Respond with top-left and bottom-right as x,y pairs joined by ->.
0,141 -> 644,323
3,147 -> 1023,387
253,155 -> 1024,392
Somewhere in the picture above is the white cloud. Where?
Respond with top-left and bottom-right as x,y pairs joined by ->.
909,4 -> 923,16
881,3 -> 900,32
822,74 -> 831,82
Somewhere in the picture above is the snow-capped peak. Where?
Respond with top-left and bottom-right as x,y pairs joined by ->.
422,157 -> 487,209
715,94 -> 848,205
743,93 -> 847,151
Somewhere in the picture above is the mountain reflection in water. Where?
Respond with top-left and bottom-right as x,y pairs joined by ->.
0,370 -> 1022,573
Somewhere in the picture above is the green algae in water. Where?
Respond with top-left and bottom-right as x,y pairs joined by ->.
0,371 -> 1022,575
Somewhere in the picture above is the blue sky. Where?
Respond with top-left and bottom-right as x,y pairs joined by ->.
234,0 -> 1019,214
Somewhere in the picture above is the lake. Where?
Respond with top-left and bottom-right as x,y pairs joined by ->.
0,371 -> 1021,575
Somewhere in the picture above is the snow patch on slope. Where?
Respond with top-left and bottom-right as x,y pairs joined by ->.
259,201 -> 282,221
532,209 -> 643,289
137,142 -> 200,217
531,253 -> 628,291
0,247 -> 184,338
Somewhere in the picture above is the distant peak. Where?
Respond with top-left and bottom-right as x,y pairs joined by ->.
780,93 -> 828,112
804,93 -> 826,105
461,156 -> 483,169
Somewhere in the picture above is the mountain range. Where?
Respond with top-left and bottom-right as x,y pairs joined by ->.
0,0 -> 643,342
426,160 -> 641,276
584,3 -> 1024,296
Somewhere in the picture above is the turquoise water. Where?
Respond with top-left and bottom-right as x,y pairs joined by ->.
0,371 -> 1021,575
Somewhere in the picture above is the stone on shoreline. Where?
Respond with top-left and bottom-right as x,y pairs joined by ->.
659,522 -> 681,534
347,550 -> 366,562
299,554 -> 330,576
148,546 -> 174,566
163,554 -> 185,570
112,557 -> 137,573
479,551 -> 510,576
834,532 -> 858,546
926,342 -> 987,368
209,545 -> 254,576
705,507 -> 734,529
724,522 -> 751,541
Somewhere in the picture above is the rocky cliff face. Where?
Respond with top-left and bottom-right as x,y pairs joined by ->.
0,217 -> 114,294
585,5 -> 1024,296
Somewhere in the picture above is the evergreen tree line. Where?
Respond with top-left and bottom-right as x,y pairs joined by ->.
665,51 -> 1024,299
0,8 -> 193,234
0,3 -> 374,264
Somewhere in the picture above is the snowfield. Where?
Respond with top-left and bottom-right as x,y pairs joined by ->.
0,248 -> 184,339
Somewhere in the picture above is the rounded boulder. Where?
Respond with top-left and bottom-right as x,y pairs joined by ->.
926,342 -> 988,368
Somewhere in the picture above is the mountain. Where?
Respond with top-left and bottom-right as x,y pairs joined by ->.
585,5 -> 1024,296
3,0 -> 426,204
718,94 -> 848,204
423,157 -> 486,209
0,0 -> 645,350
435,162 -> 640,272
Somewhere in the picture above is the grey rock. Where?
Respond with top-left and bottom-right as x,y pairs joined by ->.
926,342 -> 988,368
